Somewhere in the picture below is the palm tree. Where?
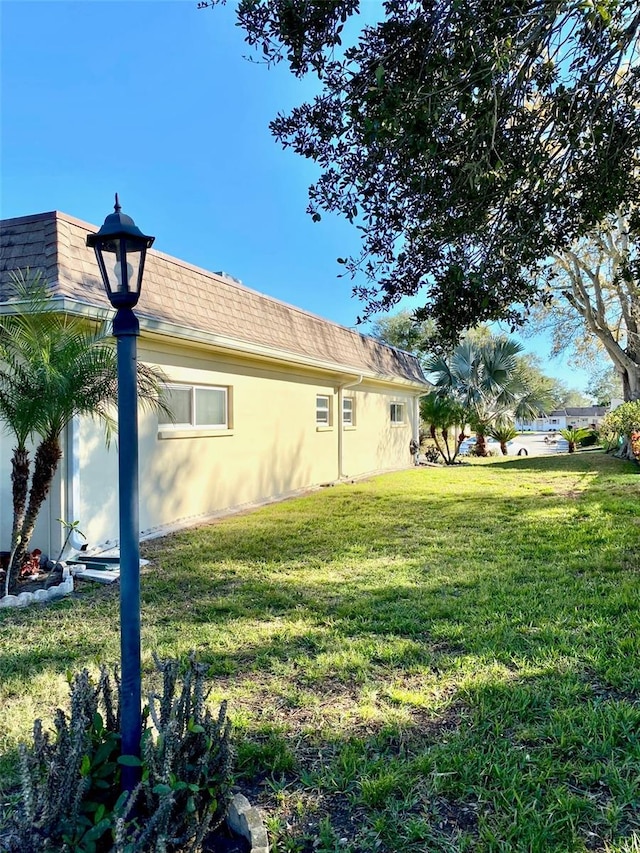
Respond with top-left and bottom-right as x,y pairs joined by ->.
0,269 -> 169,593
559,426 -> 592,453
488,420 -> 519,455
426,337 -> 554,456
419,392 -> 466,464
0,346 -> 44,588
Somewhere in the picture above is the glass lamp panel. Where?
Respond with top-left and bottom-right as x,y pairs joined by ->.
94,238 -> 122,296
119,239 -> 143,296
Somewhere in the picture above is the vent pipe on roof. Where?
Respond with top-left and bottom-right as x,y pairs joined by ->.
214,270 -> 244,285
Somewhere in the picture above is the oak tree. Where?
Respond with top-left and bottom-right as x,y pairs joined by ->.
204,0 -> 640,344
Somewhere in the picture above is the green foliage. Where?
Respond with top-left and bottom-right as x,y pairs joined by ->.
601,401 -> 640,441
559,427 -> 593,453
215,0 -> 640,343
369,310 -> 435,364
578,430 -> 600,448
419,392 -> 465,464
5,655 -> 233,852
421,444 -> 442,464
3,454 -> 640,851
587,366 -> 624,407
488,420 -> 518,453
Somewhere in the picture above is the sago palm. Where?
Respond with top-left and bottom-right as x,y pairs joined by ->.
559,426 -> 592,453
1,269 -> 170,593
488,420 -> 519,455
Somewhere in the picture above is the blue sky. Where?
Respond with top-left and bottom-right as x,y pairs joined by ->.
1,0 -> 591,393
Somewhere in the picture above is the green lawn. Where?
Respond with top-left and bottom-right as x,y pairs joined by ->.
2,451 -> 640,852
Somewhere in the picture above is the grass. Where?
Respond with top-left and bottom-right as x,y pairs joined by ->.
2,450 -> 640,852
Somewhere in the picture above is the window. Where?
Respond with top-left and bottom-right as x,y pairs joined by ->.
342,396 -> 355,427
316,394 -> 331,426
390,402 -> 405,425
159,384 -> 229,430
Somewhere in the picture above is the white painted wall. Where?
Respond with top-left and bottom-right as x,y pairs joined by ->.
73,339 -> 416,549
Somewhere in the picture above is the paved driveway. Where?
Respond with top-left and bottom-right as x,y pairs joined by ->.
514,433 -> 565,456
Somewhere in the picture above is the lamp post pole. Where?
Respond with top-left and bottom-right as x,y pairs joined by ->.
114,307 -> 142,792
87,196 -> 154,794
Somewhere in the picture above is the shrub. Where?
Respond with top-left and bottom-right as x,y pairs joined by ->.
577,430 -> 599,447
6,654 -> 233,852
600,401 -> 640,452
422,444 -> 442,464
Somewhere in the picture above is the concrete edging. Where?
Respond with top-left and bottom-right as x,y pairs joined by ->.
0,569 -> 74,609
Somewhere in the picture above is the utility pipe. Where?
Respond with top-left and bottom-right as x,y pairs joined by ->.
337,374 -> 363,479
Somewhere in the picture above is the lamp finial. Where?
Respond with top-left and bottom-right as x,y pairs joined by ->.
114,193 -> 121,213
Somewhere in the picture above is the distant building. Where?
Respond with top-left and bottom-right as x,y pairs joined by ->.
517,406 -> 610,432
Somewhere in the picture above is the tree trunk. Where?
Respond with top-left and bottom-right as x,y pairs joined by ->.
499,441 -> 508,455
9,436 -> 62,591
428,424 -> 447,464
614,436 -> 637,461
622,363 -> 640,402
10,446 -> 30,550
476,432 -> 488,456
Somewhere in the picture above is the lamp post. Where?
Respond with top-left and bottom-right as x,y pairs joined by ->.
87,195 -> 154,792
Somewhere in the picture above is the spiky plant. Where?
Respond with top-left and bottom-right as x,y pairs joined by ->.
7,654 -> 233,853
559,426 -> 592,453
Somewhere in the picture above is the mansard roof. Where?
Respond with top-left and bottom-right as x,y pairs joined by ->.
0,211 -> 427,388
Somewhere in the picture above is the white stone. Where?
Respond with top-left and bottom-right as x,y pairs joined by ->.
0,595 -> 19,608
227,793 -> 269,852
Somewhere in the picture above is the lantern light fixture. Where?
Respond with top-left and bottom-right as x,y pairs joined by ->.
87,193 -> 154,309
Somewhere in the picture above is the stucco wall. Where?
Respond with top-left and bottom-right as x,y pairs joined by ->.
0,431 -> 64,558
73,339 -> 417,549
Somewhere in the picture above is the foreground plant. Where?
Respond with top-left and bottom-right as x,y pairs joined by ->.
5,654 -> 233,852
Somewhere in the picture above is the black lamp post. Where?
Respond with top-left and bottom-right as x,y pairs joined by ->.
87,195 -> 154,792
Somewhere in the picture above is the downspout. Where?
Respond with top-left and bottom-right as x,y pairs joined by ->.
65,416 -> 86,554
412,392 -> 423,465
337,374 -> 364,479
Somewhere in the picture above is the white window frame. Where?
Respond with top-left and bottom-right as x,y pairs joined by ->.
390,402 -> 405,425
316,394 -> 332,427
342,396 -> 355,427
159,384 -> 229,431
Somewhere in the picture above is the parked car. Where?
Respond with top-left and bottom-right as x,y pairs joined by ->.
458,436 -> 529,456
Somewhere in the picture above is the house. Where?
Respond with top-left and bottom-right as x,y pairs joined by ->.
517,406 -> 610,432
0,211 -> 429,557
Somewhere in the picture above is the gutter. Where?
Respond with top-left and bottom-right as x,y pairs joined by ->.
337,374 -> 364,479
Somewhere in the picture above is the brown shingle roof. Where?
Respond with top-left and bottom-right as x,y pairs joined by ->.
0,211 -> 427,387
